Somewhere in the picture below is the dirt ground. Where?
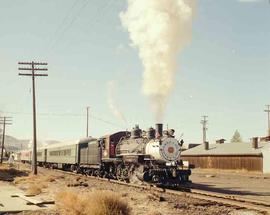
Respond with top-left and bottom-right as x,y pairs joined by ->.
190,169 -> 270,203
0,163 -> 265,215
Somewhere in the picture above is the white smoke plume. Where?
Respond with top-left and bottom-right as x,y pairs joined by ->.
120,0 -> 195,122
107,81 -> 127,124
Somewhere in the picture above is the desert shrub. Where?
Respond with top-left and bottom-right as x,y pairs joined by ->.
57,190 -> 130,215
14,174 -> 38,184
26,184 -> 42,196
147,212 -> 162,215
44,175 -> 56,182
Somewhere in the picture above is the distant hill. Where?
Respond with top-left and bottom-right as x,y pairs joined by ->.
0,135 -> 60,152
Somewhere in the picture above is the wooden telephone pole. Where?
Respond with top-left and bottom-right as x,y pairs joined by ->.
18,61 -> 48,175
0,117 -> 12,163
201,115 -> 208,144
86,106 -> 90,137
264,105 -> 270,136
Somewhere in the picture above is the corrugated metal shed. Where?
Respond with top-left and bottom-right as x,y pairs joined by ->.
182,141 -> 270,156
181,141 -> 270,172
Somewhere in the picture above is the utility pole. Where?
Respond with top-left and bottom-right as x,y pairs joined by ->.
86,106 -> 90,137
201,115 -> 208,144
264,105 -> 270,136
0,117 -> 12,163
18,61 -> 48,175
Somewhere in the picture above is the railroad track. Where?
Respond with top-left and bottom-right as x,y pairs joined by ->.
53,169 -> 270,214
175,189 -> 270,214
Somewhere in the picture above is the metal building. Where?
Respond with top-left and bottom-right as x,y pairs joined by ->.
181,141 -> 270,173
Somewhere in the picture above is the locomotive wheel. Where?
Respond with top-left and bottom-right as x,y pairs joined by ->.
116,164 -> 130,181
94,170 -> 100,177
152,175 -> 165,184
152,175 -> 159,183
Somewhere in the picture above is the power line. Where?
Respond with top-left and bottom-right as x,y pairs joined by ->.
0,111 -> 125,129
50,0 -> 90,50
82,0 -> 118,42
18,61 -> 48,175
90,0 -> 115,25
51,0 -> 80,41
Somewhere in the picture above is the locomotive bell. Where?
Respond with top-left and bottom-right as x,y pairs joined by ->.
168,129 -> 175,137
163,130 -> 169,136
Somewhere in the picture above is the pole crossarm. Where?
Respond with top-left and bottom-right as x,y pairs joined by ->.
19,73 -> 48,76
18,68 -> 48,71
18,62 -> 48,65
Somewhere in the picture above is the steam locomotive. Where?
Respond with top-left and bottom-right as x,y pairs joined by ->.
19,124 -> 191,186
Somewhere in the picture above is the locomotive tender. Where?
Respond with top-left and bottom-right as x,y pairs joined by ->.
19,124 -> 191,186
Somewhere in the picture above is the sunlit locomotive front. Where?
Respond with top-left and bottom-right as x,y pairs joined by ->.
115,124 -> 191,186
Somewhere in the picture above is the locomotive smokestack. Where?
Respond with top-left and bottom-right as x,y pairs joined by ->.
204,141 -> 209,150
155,123 -> 163,138
252,137 -> 258,149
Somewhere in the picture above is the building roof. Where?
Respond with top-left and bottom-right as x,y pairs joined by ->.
182,141 -> 270,156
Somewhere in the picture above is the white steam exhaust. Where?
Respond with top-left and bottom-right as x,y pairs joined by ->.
120,0 -> 195,122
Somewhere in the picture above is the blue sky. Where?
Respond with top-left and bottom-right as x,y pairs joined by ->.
0,0 -> 269,144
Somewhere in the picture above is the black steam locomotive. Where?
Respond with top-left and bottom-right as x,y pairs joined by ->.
19,124 -> 191,186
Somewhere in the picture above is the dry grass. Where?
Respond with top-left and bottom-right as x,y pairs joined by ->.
14,172 -> 58,184
44,175 -> 56,182
56,190 -> 130,215
14,174 -> 38,184
147,212 -> 162,215
26,184 -> 42,196
147,192 -> 166,202
14,172 -> 59,196
66,176 -> 89,187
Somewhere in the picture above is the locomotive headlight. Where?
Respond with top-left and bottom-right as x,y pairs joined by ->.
159,138 -> 181,162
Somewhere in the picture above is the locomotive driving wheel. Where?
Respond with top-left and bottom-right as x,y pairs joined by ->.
116,163 -> 130,182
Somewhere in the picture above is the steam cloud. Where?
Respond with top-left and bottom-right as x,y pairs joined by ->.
107,81 -> 127,124
120,0 -> 195,122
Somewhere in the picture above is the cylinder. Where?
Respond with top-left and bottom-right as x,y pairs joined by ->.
155,123 -> 163,138
252,137 -> 258,149
204,141 -> 209,150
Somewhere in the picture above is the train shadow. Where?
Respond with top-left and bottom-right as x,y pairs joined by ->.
155,182 -> 192,192
0,166 -> 29,182
190,182 -> 270,197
